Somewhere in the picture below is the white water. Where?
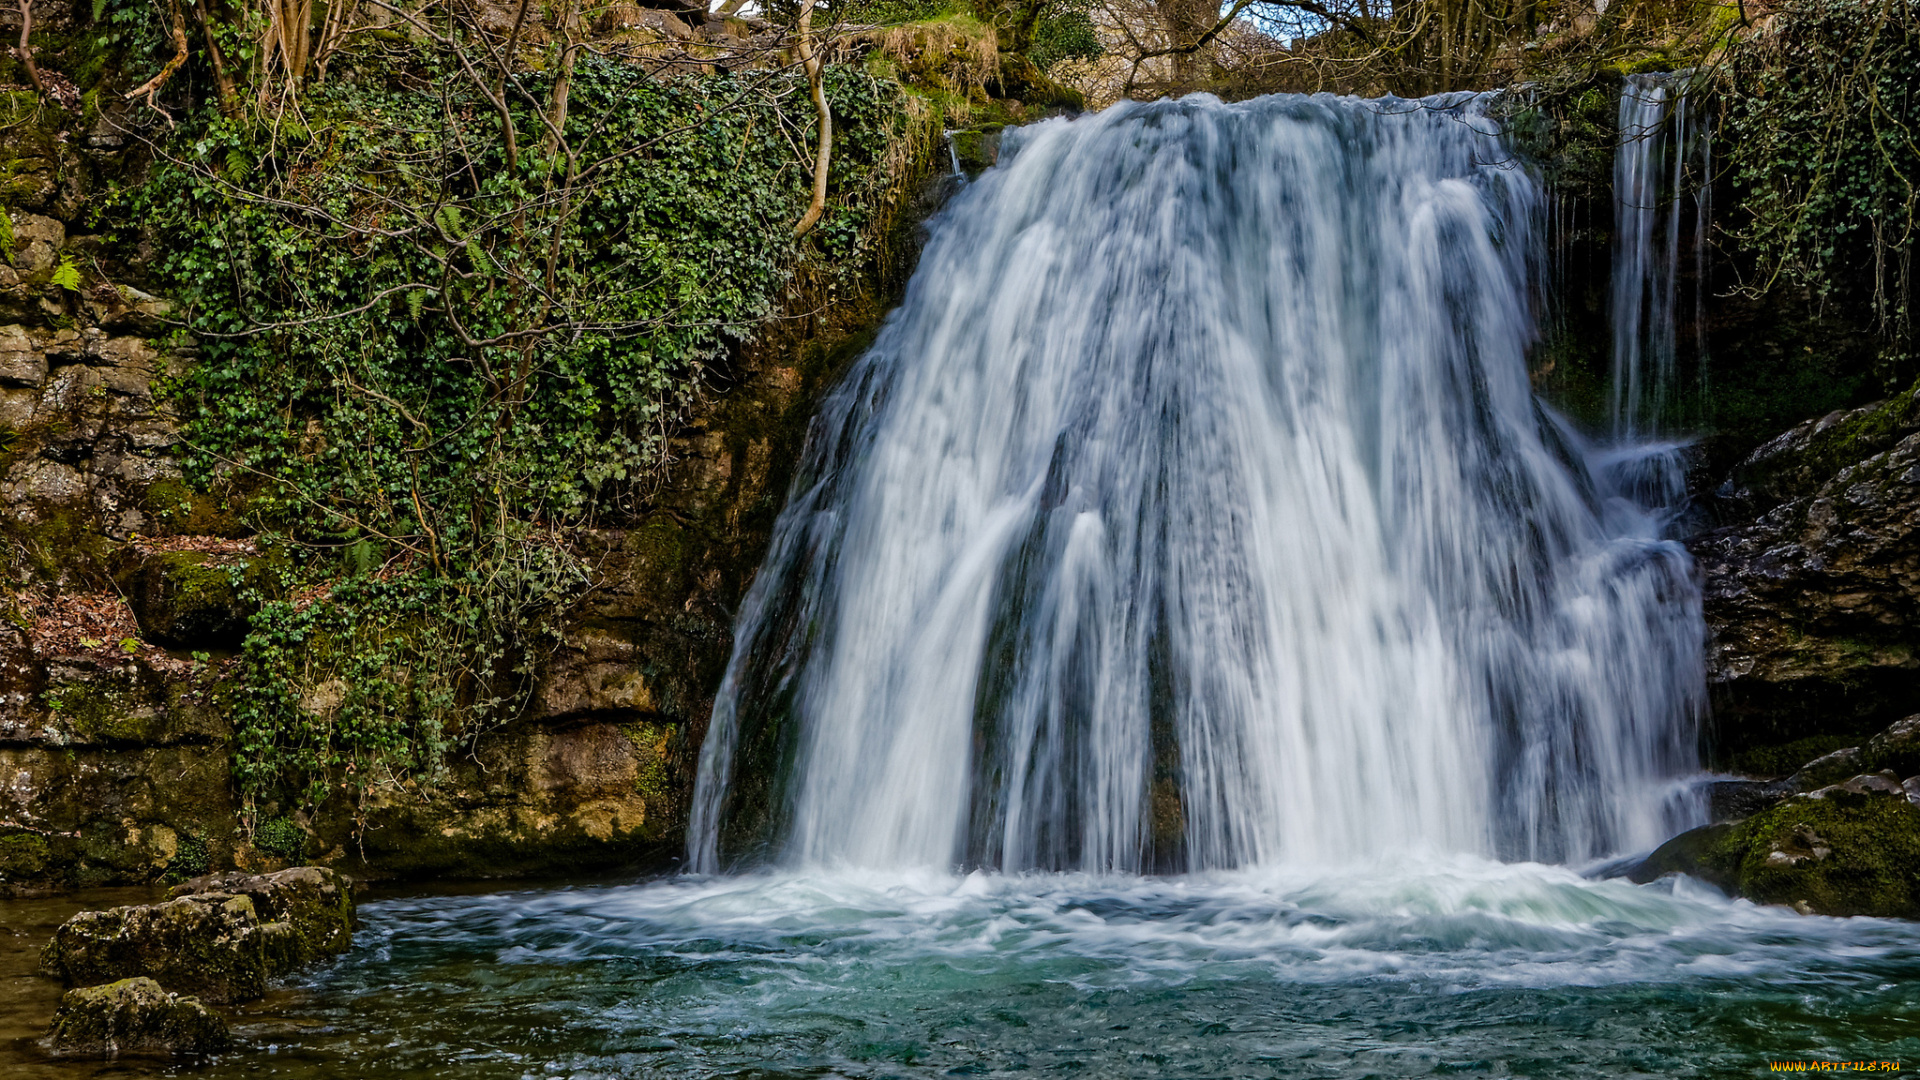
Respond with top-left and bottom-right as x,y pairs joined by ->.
1611,72 -> 1712,438
691,92 -> 1706,875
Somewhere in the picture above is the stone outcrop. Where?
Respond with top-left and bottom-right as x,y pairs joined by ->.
1634,774 -> 1920,918
0,321 -> 190,541
0,216 -> 900,894
45,977 -> 230,1058
41,891 -> 286,1003
168,866 -> 355,966
0,88 -> 939,894
1635,713 -> 1920,917
1691,384 -> 1920,760
40,866 -> 355,1002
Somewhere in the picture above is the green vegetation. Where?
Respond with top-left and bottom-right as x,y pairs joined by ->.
1722,0 -> 1920,389
111,42 -> 925,823
164,831 -> 211,883
253,817 -> 307,862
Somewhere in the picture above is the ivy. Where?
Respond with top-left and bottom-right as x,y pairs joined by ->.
1722,0 -> 1920,383
118,47 -> 920,823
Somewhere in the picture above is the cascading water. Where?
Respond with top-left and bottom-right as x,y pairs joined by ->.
691,91 -> 1706,875
1611,72 -> 1713,440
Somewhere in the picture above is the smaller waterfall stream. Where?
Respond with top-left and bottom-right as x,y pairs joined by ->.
1611,72 -> 1713,439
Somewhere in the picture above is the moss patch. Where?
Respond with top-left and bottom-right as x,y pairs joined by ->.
1733,791 -> 1920,918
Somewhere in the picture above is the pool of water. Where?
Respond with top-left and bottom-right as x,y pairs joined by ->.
6,856 -> 1919,1078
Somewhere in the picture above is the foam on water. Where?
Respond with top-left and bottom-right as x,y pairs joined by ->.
180,862 -> 1920,1078
445,860 -> 1899,991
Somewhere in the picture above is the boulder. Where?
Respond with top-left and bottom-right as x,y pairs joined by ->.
1632,776 -> 1920,918
40,891 -> 283,1003
45,977 -> 230,1057
40,866 -> 355,1001
43,972 -> 228,1053
169,865 -> 355,965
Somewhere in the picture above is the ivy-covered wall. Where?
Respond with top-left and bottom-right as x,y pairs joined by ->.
1,1 -> 972,890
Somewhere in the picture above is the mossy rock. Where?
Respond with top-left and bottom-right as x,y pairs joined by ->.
41,892 -> 275,1003
1731,381 -> 1920,509
137,478 -> 252,538
118,550 -> 260,648
1635,782 -> 1920,918
46,977 -> 230,1058
0,830 -> 51,877
50,676 -> 167,746
168,866 -> 355,966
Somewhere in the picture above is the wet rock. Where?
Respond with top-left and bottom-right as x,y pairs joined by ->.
1692,385 -> 1920,755
1862,715 -> 1920,777
168,866 -> 354,965
1627,822 -> 1737,890
40,891 -> 283,1003
45,977 -> 230,1058
1707,779 -> 1788,822
1782,745 -> 1869,792
1633,777 -> 1920,918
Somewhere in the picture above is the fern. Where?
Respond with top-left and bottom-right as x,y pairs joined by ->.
50,255 -> 82,292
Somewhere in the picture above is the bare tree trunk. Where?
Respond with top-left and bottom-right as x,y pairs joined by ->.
126,0 -> 191,111
194,0 -> 241,114
13,0 -> 42,95
545,0 -> 581,159
792,0 -> 832,239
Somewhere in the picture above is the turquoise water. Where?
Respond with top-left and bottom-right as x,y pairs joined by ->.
137,858 -> 1920,1078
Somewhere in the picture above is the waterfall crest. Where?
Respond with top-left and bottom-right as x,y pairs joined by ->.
691,92 -> 1705,874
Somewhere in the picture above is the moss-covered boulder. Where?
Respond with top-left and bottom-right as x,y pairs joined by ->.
39,892 -> 282,1003
40,867 -> 355,1001
45,976 -> 230,1058
119,550 -> 259,648
168,866 -> 354,966
1633,777 -> 1920,918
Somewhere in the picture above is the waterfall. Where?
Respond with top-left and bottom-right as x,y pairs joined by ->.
1610,72 -> 1712,439
691,93 -> 1706,875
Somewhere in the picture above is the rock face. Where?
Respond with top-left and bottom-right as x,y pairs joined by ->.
45,977 -> 230,1058
40,866 -> 355,1002
1690,384 -> 1920,759
0,101 -> 938,894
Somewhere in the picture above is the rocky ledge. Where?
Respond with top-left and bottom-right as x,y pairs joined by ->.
1691,382 -> 1920,760
1631,714 -> 1920,917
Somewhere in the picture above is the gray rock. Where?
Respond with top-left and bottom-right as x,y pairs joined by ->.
169,865 -> 355,965
45,976 -> 229,1057
9,212 -> 64,275
1783,745 -> 1870,793
0,323 -> 44,387
1692,386 -> 1920,753
40,892 -> 280,1003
